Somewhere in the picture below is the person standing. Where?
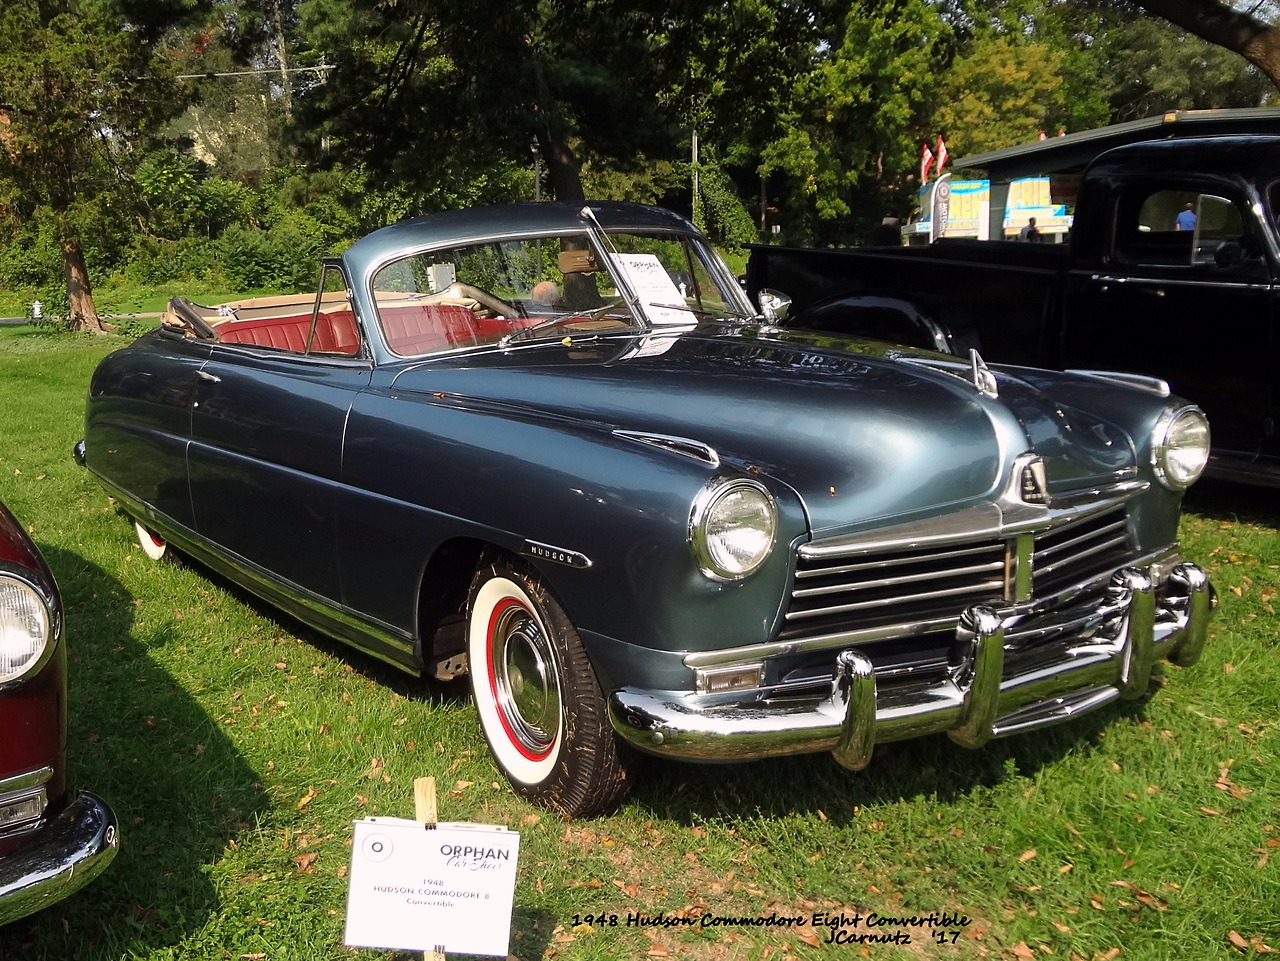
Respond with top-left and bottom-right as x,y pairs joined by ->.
1018,217 -> 1041,242
1175,202 -> 1197,231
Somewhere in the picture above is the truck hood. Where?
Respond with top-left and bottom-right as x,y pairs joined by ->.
389,327 -> 1136,535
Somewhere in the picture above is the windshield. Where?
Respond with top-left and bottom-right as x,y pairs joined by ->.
370,229 -> 751,356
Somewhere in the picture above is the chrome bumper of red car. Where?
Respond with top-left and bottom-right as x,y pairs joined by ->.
0,792 -> 119,926
608,563 -> 1213,767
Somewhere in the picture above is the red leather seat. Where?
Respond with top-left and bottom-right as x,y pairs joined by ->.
379,304 -> 480,355
216,310 -> 361,357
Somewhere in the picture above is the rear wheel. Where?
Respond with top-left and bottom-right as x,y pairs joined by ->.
466,555 -> 633,816
133,519 -> 172,562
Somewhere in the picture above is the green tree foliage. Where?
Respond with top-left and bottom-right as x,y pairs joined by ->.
0,0 -> 202,329
1095,13 -> 1274,118
931,34 -> 1072,155
758,0 -> 952,242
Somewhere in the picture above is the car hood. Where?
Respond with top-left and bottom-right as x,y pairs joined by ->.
389,327 -> 1137,535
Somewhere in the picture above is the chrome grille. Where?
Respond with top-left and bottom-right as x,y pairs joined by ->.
782,539 -> 1007,641
782,507 -> 1133,647
1032,508 -> 1131,595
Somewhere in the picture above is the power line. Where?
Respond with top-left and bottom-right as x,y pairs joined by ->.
177,65 -> 334,79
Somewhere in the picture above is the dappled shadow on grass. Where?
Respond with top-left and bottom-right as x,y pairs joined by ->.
4,546 -> 271,961
627,688 -> 1160,827
1184,477 -> 1280,529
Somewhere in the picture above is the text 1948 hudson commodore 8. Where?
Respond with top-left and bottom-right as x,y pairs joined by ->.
78,202 -> 1214,816
0,501 -> 117,924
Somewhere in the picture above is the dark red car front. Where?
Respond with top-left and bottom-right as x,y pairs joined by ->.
0,501 -> 116,926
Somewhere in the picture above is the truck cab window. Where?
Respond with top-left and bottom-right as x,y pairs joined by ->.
1116,188 -> 1244,268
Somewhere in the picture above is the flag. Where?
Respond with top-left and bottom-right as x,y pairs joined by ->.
935,135 -> 949,176
920,141 -> 934,182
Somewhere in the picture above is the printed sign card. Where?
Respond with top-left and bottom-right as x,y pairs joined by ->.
613,253 -> 691,325
345,818 -> 520,957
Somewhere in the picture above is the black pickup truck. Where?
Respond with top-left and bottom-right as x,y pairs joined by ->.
747,135 -> 1280,487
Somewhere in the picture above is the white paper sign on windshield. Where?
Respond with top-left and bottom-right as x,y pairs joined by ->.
345,818 -> 520,957
613,253 -> 692,325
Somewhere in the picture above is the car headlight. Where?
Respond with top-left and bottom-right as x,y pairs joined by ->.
689,479 -> 778,580
1152,406 -> 1210,490
0,574 -> 53,684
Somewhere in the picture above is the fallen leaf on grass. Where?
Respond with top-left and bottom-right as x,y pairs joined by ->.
1229,930 -> 1277,953
613,879 -> 640,898
1216,764 -> 1251,800
1019,849 -> 1037,862
293,852 -> 318,873
1109,881 -> 1166,911
797,929 -> 822,948
296,787 -> 319,810
1011,942 -> 1036,959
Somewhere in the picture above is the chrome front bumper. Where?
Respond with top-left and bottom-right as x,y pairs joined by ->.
0,792 -> 119,926
608,563 -> 1213,768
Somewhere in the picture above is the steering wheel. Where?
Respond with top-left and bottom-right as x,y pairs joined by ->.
425,282 -> 519,319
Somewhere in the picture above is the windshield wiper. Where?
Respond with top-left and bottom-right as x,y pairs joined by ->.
498,300 -> 632,348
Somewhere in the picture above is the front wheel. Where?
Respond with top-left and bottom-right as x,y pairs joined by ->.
466,556 -> 633,817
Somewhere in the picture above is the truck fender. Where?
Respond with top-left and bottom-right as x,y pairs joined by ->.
790,290 -> 980,357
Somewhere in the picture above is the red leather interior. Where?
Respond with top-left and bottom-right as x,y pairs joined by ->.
215,303 -> 531,357
379,304 -> 480,355
218,310 -> 362,356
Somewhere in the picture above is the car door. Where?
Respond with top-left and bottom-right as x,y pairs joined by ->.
187,266 -> 372,604
1061,181 -> 1274,462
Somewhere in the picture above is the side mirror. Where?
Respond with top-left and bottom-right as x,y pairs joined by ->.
758,288 -> 792,324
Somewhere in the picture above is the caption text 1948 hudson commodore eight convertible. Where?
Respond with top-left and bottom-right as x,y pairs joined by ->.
77,202 -> 1214,816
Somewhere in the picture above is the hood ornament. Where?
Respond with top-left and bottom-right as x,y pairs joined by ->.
969,349 -> 999,398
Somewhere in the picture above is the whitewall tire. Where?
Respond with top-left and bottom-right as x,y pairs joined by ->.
465,556 -> 633,816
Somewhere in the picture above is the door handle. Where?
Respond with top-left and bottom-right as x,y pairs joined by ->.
196,370 -> 221,384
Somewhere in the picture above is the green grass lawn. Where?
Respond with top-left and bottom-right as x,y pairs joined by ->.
0,324 -> 1275,961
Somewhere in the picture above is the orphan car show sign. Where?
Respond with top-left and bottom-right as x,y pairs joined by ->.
344,818 -> 520,957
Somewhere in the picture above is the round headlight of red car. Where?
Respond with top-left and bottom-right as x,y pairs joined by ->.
0,574 -> 53,684
690,479 -> 778,580
1152,406 -> 1210,491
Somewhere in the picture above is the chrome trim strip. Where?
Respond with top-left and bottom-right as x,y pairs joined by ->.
795,542 -> 999,579
799,468 -> 1145,561
85,473 -> 422,675
0,767 -> 53,796
611,430 -> 720,467
784,578 -> 1005,621
1064,370 -> 1171,397
791,559 -> 1004,598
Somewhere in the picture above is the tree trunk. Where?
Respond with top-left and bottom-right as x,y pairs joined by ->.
60,235 -> 104,333
271,0 -> 293,123
539,134 -> 585,203
1131,0 -> 1280,89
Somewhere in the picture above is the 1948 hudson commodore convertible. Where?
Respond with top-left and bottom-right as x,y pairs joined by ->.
78,202 -> 1214,816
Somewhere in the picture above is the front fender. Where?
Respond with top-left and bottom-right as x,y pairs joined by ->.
338,387 -> 808,663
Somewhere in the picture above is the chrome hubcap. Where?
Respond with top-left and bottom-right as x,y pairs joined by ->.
494,607 -> 560,755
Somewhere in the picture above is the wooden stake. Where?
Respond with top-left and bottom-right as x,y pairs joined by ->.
413,776 -> 444,961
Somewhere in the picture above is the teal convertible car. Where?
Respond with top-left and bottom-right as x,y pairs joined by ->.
79,202 -> 1213,816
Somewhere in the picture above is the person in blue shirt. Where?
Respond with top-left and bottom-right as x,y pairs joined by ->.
1175,202 -> 1197,231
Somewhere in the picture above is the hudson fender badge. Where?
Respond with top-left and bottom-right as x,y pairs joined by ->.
1020,458 -> 1050,504
521,540 -> 592,569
